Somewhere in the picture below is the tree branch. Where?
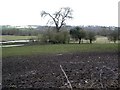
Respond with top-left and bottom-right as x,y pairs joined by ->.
60,65 -> 73,90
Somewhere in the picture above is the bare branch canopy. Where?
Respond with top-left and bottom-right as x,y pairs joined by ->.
41,7 -> 73,32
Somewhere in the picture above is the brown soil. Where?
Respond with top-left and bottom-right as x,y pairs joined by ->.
2,52 -> 119,89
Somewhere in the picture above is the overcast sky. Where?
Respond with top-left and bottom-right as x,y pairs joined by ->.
0,0 -> 119,26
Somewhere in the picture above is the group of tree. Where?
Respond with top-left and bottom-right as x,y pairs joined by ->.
40,7 -> 72,44
40,26 -> 96,44
107,27 -> 119,43
40,7 -> 95,44
40,7 -> 119,44
70,27 -> 96,44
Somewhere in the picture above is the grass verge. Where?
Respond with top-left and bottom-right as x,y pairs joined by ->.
2,43 -> 118,57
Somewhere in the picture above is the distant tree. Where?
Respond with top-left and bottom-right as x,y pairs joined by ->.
100,26 -> 108,36
2,27 -> 20,35
108,27 -> 118,43
70,28 -> 78,41
77,27 -> 86,44
86,31 -> 96,44
70,27 -> 86,44
41,7 -> 73,32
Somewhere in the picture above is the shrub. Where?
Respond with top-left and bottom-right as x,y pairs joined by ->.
40,30 -> 70,44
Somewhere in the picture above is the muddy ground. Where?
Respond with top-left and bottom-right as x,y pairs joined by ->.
2,52 -> 119,89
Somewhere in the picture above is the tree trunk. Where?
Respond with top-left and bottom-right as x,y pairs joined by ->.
56,28 -> 60,32
79,38 -> 81,44
90,39 -> 92,44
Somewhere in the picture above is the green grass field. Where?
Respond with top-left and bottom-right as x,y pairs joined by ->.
1,35 -> 37,41
2,43 -> 118,57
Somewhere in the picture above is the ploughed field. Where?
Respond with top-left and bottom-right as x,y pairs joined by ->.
2,52 -> 119,89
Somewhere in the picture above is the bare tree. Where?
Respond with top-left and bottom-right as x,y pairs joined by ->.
41,7 -> 73,32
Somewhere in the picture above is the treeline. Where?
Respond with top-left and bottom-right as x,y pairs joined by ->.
40,26 -> 119,44
1,27 -> 39,36
1,26 -> 119,44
